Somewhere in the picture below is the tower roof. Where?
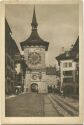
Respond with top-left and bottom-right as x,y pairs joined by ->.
20,6 -> 49,51
31,6 -> 38,30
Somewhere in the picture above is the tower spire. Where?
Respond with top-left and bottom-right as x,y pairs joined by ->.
31,6 -> 38,30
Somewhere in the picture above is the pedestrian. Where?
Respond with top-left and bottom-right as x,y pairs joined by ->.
61,90 -> 63,97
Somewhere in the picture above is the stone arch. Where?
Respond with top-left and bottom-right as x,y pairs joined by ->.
31,83 -> 38,92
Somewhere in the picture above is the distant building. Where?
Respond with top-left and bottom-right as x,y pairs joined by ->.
5,19 -> 20,95
46,66 -> 57,88
56,37 -> 79,95
14,55 -> 28,92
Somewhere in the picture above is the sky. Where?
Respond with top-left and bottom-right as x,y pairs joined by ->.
5,4 -> 79,67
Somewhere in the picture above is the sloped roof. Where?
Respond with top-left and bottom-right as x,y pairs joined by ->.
20,30 -> 49,51
5,19 -> 20,57
56,36 -> 79,61
56,51 -> 72,61
20,7 -> 49,51
5,18 -> 12,33
31,6 -> 38,28
70,36 -> 79,59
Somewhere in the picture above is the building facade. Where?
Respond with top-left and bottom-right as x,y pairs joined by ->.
56,37 -> 79,95
14,54 -> 28,92
71,37 -> 79,94
20,7 -> 49,93
60,59 -> 76,94
5,19 -> 20,95
46,67 -> 57,86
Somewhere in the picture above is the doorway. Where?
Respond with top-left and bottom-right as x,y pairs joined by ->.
31,83 -> 38,92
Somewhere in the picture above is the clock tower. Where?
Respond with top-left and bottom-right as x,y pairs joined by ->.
20,7 -> 49,93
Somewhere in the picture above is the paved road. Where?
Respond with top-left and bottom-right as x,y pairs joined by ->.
44,94 -> 59,116
5,93 -> 79,117
5,93 -> 44,116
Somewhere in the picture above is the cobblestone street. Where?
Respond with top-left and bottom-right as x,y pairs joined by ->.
5,93 -> 79,117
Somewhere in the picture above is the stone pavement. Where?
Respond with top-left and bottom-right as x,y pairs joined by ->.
5,93 -> 44,117
5,93 -> 79,117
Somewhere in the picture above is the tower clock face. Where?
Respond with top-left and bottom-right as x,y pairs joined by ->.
28,52 -> 41,65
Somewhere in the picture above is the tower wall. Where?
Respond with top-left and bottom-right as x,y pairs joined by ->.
20,7 -> 49,93
24,46 -> 47,93
24,46 -> 46,69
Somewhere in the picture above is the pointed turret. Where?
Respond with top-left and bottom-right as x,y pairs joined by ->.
31,6 -> 38,30
20,6 -> 49,51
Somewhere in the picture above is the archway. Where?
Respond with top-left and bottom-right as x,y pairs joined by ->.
31,83 -> 38,92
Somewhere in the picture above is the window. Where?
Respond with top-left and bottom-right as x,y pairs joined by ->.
63,62 -> 72,68
69,62 -> 72,67
63,78 -> 73,83
63,62 -> 67,68
63,71 -> 73,76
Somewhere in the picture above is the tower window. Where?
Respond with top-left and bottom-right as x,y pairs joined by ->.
63,62 -> 67,68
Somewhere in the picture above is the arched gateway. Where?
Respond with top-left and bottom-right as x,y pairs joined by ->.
31,83 -> 38,92
20,7 -> 49,93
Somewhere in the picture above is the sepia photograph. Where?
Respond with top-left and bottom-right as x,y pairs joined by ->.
2,124 -> 83,125
5,3 -> 79,117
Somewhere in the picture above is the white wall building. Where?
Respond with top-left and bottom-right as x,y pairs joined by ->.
56,51 -> 77,94
60,59 -> 76,90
